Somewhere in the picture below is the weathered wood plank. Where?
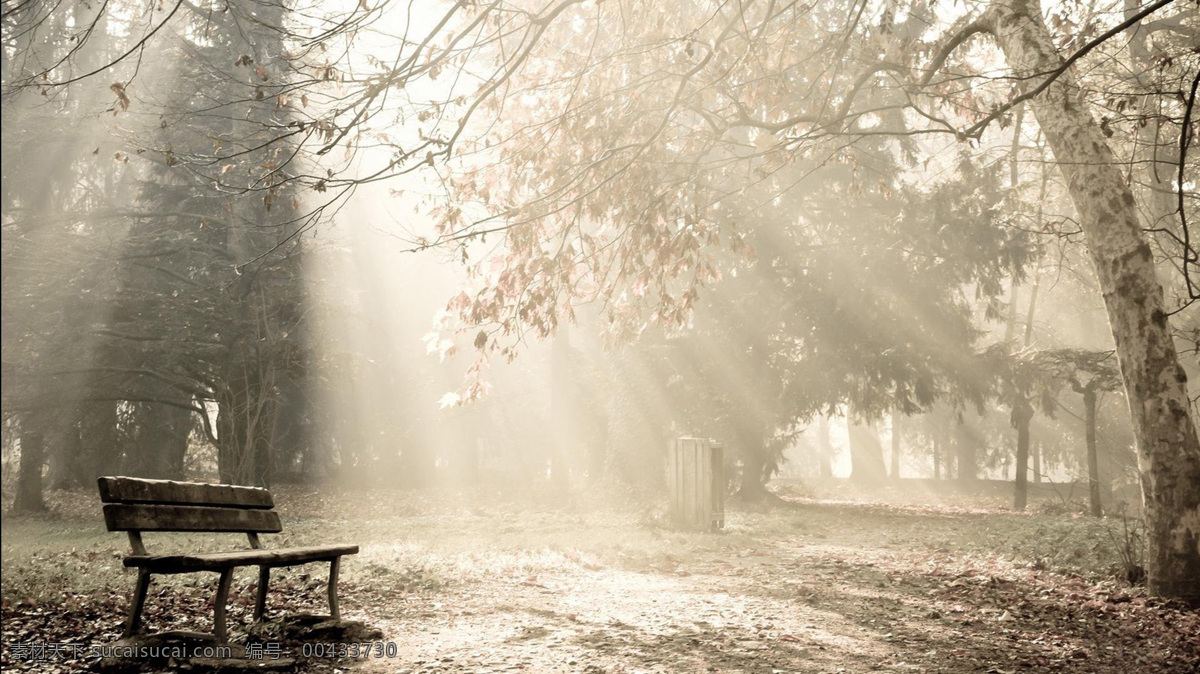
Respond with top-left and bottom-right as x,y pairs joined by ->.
98,477 -> 273,509
123,544 -> 359,572
327,557 -> 341,620
686,438 -> 696,527
255,567 -> 270,621
103,504 -> 283,533
668,437 -> 725,531
711,443 -> 726,529
123,569 -> 151,638
213,569 -> 233,643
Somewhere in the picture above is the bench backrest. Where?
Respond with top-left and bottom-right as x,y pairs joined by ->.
98,477 -> 281,555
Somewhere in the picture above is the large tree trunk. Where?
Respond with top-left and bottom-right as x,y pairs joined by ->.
986,0 -> 1200,600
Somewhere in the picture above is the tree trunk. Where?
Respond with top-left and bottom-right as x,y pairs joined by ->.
1013,398 -> 1033,511
1004,281 -> 1020,343
14,426 -> 47,512
1032,438 -> 1042,484
1023,250 -> 1044,346
848,420 -> 887,484
1084,387 -> 1103,518
47,418 -> 85,489
81,401 -> 121,483
127,402 -> 192,480
955,417 -> 977,483
817,416 -> 833,478
737,444 -> 771,501
890,411 -> 901,479
1023,165 -> 1049,346
986,0 -> 1200,600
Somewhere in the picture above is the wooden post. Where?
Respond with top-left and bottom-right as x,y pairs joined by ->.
213,569 -> 233,643
123,570 -> 151,638
127,531 -> 147,556
327,557 -> 341,620
255,566 -> 270,621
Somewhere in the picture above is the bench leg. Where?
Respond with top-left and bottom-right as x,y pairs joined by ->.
123,569 -> 151,638
327,557 -> 340,621
213,569 -> 233,644
254,566 -> 270,622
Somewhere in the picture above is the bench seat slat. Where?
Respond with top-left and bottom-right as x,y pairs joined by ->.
103,504 -> 283,533
123,545 -> 359,572
98,477 -> 273,509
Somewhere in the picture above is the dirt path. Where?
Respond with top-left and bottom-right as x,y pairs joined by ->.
344,500 -> 1198,673
360,547 -> 898,672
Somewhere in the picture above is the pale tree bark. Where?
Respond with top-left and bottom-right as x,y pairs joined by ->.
979,0 -> 1200,600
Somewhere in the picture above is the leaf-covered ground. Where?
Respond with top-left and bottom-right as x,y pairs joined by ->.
2,481 -> 1197,672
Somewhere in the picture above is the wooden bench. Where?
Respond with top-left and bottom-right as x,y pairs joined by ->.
98,476 -> 358,643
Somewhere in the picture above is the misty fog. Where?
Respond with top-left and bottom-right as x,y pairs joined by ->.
2,0 -> 1198,672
